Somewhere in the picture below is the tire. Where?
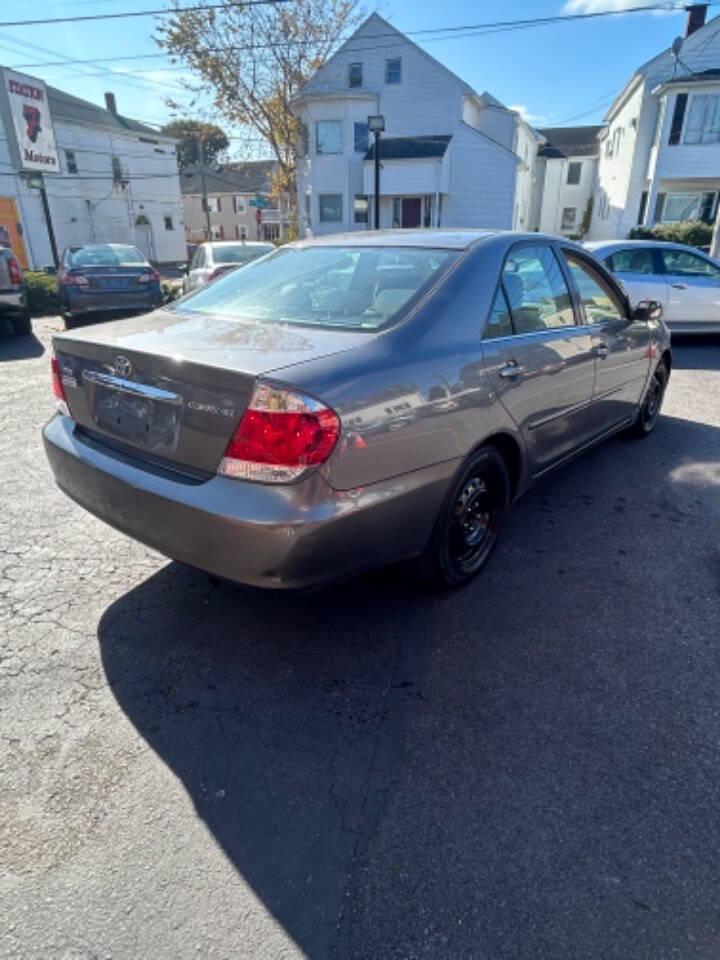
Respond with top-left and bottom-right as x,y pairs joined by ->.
63,313 -> 77,330
419,446 -> 510,589
12,308 -> 32,336
630,361 -> 667,438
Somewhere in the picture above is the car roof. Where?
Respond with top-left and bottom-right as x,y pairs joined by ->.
585,239 -> 699,253
288,229 -> 571,252
206,240 -> 273,247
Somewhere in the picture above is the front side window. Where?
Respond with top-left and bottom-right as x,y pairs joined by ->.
608,248 -> 655,274
566,161 -> 581,185
65,149 -> 78,174
660,248 -> 720,277
319,194 -> 343,223
385,58 -> 402,84
683,93 -> 720,144
483,287 -> 514,340
316,120 -> 342,155
348,62 -> 362,87
564,254 -> 625,325
353,195 -> 368,224
561,207 -> 576,229
502,245 -> 574,333
173,245 -> 457,330
354,122 -> 369,153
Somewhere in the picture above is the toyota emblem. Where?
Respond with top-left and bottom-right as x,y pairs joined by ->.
114,355 -> 133,378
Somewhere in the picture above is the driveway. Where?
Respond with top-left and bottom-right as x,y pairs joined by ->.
2,318 -> 720,959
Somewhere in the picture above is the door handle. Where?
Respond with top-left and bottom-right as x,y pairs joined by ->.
498,361 -> 526,379
671,282 -> 687,290
592,342 -> 609,358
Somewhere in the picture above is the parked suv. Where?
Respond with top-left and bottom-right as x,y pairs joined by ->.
0,247 -> 31,336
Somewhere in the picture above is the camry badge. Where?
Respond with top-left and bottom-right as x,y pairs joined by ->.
114,355 -> 133,378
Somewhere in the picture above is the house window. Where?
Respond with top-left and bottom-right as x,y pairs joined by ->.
235,224 -> 247,239
65,150 -> 78,174
319,194 -> 342,223
669,93 -> 688,145
211,225 -> 224,239
348,62 -> 362,87
316,120 -> 342,154
566,162 -> 581,185
562,207 -> 576,229
354,194 -> 368,224
206,197 -> 221,213
683,93 -> 720,144
164,215 -> 174,230
354,122 -> 369,153
661,192 -> 703,222
111,156 -> 123,183
385,58 -> 401,84
234,196 -> 246,213
637,190 -> 648,225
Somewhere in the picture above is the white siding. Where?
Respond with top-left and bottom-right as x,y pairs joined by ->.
538,155 -> 597,236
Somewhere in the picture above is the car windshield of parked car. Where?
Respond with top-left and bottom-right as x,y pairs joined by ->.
174,245 -> 456,329
212,244 -> 273,264
66,245 -> 147,267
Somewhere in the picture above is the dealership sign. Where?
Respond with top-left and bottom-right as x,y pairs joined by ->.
1,70 -> 59,173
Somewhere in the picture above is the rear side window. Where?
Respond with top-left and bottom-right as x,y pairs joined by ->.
564,254 -> 626,325
502,245 -> 574,333
483,287 -> 514,339
609,248 -> 655,274
660,248 -> 720,277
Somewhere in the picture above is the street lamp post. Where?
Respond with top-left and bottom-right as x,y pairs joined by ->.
367,114 -> 385,230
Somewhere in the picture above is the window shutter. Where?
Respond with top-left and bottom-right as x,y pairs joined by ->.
232,197 -> 237,213
653,192 -> 666,223
637,190 -> 648,225
668,93 -> 687,145
217,197 -> 222,212
219,224 -> 225,239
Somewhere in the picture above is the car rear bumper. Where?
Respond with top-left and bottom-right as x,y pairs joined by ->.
0,288 -> 27,313
62,288 -> 162,314
43,413 -> 457,589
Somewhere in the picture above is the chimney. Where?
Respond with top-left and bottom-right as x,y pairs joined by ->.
104,91 -> 117,114
685,3 -> 707,37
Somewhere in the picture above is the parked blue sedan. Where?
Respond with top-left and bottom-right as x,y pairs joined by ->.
57,243 -> 163,328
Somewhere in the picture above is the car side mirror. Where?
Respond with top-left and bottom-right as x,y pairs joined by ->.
179,263 -> 188,275
632,299 -> 663,322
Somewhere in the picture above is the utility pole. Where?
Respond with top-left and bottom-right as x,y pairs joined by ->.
200,139 -> 211,239
367,115 -> 385,230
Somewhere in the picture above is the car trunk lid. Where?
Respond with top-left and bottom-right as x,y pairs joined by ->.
53,308 -> 372,474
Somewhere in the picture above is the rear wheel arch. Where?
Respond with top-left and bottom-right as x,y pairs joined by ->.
473,431 -> 524,501
660,348 -> 672,377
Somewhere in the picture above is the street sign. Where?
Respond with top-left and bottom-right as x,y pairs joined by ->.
249,193 -> 269,209
0,70 -> 59,173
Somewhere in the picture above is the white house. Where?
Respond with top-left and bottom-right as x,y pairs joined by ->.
589,3 -> 720,241
0,73 -> 185,269
292,13 -> 541,235
533,125 -> 601,238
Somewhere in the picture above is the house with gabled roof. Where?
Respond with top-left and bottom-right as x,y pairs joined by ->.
534,125 -> 602,238
588,2 -> 720,241
291,13 -> 542,235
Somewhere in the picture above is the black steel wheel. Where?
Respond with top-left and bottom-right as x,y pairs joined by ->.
422,446 -> 510,589
631,361 -> 667,437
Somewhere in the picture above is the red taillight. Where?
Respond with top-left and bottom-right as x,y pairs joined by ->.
207,269 -> 223,282
137,270 -> 160,283
60,273 -> 89,286
51,355 -> 70,415
7,257 -> 21,285
219,383 -> 340,483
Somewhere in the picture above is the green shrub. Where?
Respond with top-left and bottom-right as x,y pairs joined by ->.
628,219 -> 713,248
161,279 -> 182,303
24,271 -> 59,316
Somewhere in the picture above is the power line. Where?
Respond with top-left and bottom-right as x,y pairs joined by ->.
0,0 -> 291,29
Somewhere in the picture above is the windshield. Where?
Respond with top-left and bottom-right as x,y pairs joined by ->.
66,245 -> 147,267
213,244 -> 274,264
174,245 -> 456,329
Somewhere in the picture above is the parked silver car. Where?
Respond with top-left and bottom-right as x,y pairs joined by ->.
0,246 -> 31,336
587,239 -> 720,333
182,241 -> 274,293
43,230 -> 670,590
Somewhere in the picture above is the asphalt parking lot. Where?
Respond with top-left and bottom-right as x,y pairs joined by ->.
2,316 -> 720,959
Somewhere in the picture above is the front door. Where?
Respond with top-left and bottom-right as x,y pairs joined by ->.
604,245 -> 668,314
657,246 -> 720,329
563,250 -> 650,432
401,198 -> 421,228
481,242 -> 597,475
135,219 -> 154,261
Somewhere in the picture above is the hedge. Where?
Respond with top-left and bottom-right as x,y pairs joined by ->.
628,219 -> 713,248
24,271 -> 59,316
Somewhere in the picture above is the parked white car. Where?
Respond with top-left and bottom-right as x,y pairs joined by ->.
585,240 -> 720,334
182,241 -> 274,294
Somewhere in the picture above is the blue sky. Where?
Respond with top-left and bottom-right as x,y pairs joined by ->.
0,0 -> 702,152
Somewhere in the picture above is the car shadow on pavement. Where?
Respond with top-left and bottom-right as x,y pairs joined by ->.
670,334 -> 720,370
97,413 -> 720,959
0,327 -> 44,360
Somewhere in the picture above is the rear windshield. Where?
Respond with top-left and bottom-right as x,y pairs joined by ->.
66,245 -> 147,267
213,244 -> 274,264
174,245 -> 456,329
